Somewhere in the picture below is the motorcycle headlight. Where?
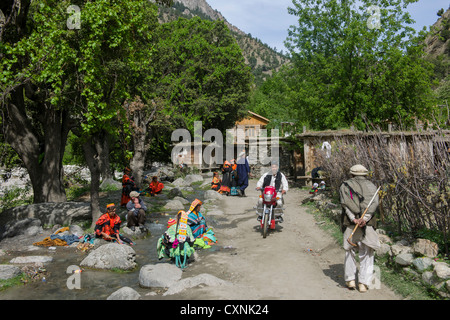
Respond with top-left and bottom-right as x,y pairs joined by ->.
264,194 -> 273,202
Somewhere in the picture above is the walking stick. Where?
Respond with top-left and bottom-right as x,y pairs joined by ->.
347,186 -> 381,247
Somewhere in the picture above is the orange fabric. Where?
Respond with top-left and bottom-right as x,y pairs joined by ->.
121,174 -> 134,206
95,213 -> 121,237
149,181 -> 164,194
211,176 -> 221,190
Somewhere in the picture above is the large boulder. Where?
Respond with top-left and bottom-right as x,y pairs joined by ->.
167,188 -> 184,199
172,178 -> 188,188
139,264 -> 182,288
395,253 -> 414,266
163,273 -> 230,296
107,287 -> 141,300
9,256 -> 53,264
412,257 -> 434,272
204,190 -> 223,200
0,202 -> 91,239
413,239 -> 439,258
184,174 -> 203,185
0,265 -> 22,280
163,199 -> 185,211
80,243 -> 136,270
1,218 -> 43,239
434,262 -> 450,280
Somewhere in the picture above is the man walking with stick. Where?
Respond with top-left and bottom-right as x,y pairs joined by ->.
339,164 -> 381,293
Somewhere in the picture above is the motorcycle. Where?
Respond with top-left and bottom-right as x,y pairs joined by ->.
256,186 -> 284,238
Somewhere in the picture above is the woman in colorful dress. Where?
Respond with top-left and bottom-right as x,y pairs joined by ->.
157,210 -> 195,268
211,172 -> 221,191
219,161 -> 232,195
186,199 -> 216,245
148,176 -> 164,196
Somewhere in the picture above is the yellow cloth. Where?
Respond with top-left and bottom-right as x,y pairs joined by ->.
33,237 -> 67,247
33,227 -> 71,247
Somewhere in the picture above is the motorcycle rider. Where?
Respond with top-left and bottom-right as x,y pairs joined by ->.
255,162 -> 289,220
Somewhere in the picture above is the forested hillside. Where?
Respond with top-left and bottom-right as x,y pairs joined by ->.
157,0 -> 290,86
425,7 -> 450,124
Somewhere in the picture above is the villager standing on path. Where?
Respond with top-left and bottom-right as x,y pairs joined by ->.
339,164 -> 380,293
236,151 -> 250,197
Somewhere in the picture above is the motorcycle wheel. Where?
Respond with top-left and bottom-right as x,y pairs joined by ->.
263,212 -> 269,238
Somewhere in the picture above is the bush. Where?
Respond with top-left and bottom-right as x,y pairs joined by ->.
0,186 -> 33,212
316,130 -> 450,256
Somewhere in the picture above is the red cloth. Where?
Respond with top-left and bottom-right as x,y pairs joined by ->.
149,181 -> 164,194
121,174 -> 135,206
95,213 -> 121,238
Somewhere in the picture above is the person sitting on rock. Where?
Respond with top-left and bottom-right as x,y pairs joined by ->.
95,203 -> 133,245
148,176 -> 164,196
156,210 -> 195,268
187,199 -> 216,245
126,191 -> 147,232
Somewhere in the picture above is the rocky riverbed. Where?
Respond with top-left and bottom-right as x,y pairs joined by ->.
0,171 -> 230,300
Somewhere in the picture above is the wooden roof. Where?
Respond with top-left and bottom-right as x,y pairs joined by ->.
236,111 -> 270,126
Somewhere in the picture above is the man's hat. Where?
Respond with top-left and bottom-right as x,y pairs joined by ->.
350,164 -> 369,176
130,191 -> 139,198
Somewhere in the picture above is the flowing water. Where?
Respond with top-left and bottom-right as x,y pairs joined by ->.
0,219 -> 168,300
0,185 -> 232,300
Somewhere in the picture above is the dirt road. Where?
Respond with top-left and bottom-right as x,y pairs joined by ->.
168,179 -> 401,300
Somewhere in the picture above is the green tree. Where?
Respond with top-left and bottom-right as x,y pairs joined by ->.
0,0 -> 169,209
283,0 -> 435,130
151,17 -> 253,133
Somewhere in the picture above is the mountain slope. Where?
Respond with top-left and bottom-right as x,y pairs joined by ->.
424,7 -> 450,110
157,0 -> 290,86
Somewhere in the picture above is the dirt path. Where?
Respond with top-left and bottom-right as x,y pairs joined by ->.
166,179 -> 401,300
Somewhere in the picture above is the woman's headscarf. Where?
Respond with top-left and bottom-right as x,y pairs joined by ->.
188,199 -> 202,213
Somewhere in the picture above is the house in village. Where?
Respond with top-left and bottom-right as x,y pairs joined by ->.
172,111 -> 271,170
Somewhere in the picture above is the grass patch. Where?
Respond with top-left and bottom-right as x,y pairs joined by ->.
0,273 -> 28,291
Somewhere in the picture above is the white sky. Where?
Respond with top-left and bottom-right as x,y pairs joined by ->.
207,0 -> 450,53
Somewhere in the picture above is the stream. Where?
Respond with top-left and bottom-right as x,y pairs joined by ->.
0,217 -> 170,300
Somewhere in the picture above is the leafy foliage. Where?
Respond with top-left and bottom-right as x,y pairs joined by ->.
151,17 -> 253,132
249,0 -> 435,131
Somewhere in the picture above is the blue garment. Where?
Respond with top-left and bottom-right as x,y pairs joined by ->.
126,198 -> 147,216
187,211 -> 207,239
50,234 -> 80,245
237,157 -> 250,191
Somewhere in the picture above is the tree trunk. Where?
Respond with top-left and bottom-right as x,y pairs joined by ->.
127,99 -> 158,189
130,132 -> 147,189
82,132 -> 104,228
4,85 -> 69,203
99,134 -> 113,181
